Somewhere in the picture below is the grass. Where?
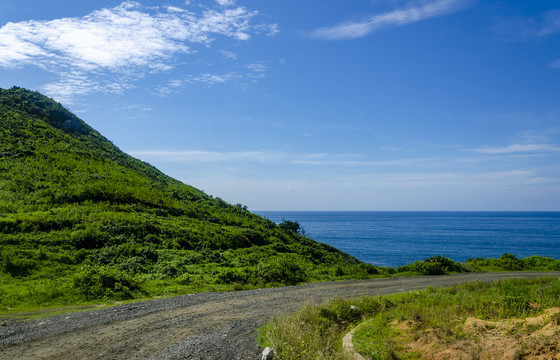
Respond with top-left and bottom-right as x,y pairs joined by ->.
2,253 -> 559,316
258,277 -> 560,360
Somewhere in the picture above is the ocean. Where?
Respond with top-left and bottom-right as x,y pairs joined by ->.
255,211 -> 560,268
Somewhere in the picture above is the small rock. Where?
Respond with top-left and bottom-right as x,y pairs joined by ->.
1,321 -> 8,326
350,305 -> 357,311
261,347 -> 274,360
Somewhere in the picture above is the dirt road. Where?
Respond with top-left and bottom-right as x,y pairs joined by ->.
1,272 -> 558,359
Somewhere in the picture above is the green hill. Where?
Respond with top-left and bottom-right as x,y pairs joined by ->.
0,87 -> 378,311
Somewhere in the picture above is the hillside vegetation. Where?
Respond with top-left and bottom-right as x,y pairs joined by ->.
0,87 -> 376,312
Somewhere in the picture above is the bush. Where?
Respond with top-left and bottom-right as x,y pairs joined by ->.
256,255 -> 308,285
215,267 -> 249,284
1,251 -> 37,277
497,253 -> 524,271
397,255 -> 467,275
71,228 -> 108,249
176,273 -> 193,285
73,265 -> 141,300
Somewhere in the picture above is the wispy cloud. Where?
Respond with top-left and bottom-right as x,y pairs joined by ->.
309,0 -> 471,40
254,23 -> 279,36
128,149 -> 448,167
129,146 -> 560,210
154,59 -> 272,95
216,0 -> 235,7
0,1 -> 276,102
549,58 -> 560,69
219,49 -> 238,59
128,149 -> 365,165
538,10 -> 560,37
246,62 -> 268,72
245,61 -> 268,79
155,72 -> 242,96
494,9 -> 560,42
473,143 -> 560,154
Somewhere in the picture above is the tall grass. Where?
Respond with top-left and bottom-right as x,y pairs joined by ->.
258,297 -> 387,360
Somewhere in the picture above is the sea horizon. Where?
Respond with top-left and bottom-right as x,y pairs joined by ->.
255,211 -> 560,267
256,210 -> 560,213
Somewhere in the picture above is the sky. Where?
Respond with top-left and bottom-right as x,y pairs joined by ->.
0,0 -> 559,211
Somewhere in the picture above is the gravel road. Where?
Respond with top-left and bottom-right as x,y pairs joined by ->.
1,272 -> 558,360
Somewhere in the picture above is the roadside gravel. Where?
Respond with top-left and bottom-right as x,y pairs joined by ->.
1,272 -> 558,360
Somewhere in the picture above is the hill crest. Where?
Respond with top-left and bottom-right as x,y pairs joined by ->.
0,86 -> 374,310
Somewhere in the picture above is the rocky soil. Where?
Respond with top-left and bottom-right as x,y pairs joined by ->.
399,308 -> 560,359
1,272 -> 558,360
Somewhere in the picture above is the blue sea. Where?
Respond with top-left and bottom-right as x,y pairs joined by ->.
255,211 -> 560,268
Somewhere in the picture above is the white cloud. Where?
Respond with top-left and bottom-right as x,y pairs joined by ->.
166,5 -> 188,13
216,0 -> 235,7
186,72 -> 242,84
473,144 -> 560,154
154,71 -> 242,95
245,61 -> 268,79
219,49 -> 237,59
246,62 -> 267,72
310,0 -> 471,40
0,1 -> 272,102
254,23 -> 279,36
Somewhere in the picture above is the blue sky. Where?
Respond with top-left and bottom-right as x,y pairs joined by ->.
1,0 -> 559,211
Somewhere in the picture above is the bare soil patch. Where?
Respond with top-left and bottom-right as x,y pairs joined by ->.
399,308 -> 560,360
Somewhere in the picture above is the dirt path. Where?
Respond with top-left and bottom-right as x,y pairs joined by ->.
1,272 -> 558,360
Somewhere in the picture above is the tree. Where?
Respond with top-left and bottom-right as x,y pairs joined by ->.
279,220 -> 302,234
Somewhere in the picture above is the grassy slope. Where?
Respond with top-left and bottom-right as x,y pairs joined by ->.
259,277 -> 560,360
0,87 -> 376,312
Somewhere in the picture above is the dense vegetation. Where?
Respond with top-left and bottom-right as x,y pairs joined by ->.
0,87 -> 375,312
259,277 -> 560,359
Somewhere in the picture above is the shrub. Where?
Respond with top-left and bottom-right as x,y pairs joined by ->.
71,228 -> 108,249
73,265 -> 141,300
397,256 -> 467,275
256,255 -> 308,285
215,267 -> 249,284
1,251 -> 37,277
176,273 -> 193,285
497,253 -> 523,271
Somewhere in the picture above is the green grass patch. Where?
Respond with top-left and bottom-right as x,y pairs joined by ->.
258,277 -> 560,360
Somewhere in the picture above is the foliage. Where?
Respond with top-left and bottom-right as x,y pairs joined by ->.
395,255 -> 468,275
73,265 -> 142,300
465,254 -> 560,272
279,220 -> 302,234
